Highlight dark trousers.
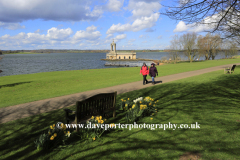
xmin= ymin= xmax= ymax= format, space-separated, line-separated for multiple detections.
xmin=143 ymin=75 xmax=148 ymax=84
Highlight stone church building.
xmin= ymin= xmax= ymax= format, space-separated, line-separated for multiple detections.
xmin=106 ymin=40 xmax=136 ymax=59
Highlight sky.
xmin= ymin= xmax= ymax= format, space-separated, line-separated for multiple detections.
xmin=0 ymin=0 xmax=213 ymax=50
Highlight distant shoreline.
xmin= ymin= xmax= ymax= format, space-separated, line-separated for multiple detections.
xmin=1 ymin=50 xmax=165 ymax=54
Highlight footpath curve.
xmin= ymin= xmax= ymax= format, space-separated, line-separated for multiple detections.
xmin=0 ymin=63 xmax=239 ymax=124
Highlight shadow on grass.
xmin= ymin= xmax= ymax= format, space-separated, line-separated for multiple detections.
xmin=0 ymin=81 xmax=32 ymax=89
xmin=1 ymin=67 xmax=240 ymax=160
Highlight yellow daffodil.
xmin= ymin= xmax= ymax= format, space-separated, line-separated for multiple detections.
xmin=125 ymin=104 xmax=128 ymax=107
xmin=54 ymin=133 xmax=57 ymax=137
xmin=155 ymin=109 xmax=157 ymax=110
xmin=96 ymin=117 xmax=99 ymax=120
xmin=66 ymin=131 xmax=71 ymax=137
xmin=149 ymin=103 xmax=151 ymax=105
xmin=101 ymin=120 xmax=104 ymax=124
xmin=98 ymin=120 xmax=101 ymax=123
xmin=124 ymin=100 xmax=126 ymax=102
xmin=132 ymin=104 xmax=135 ymax=108
xmin=153 ymin=105 xmax=155 ymax=106
xmin=53 ymin=124 xmax=55 ymax=127
xmin=128 ymin=98 xmax=130 ymax=100
xmin=50 ymin=136 xmax=54 ymax=140
xmin=99 ymin=116 xmax=102 ymax=120
xmin=150 ymin=118 xmax=153 ymax=120
xmin=93 ymin=137 xmax=96 ymax=141
xmin=50 ymin=125 xmax=53 ymax=129
xmin=91 ymin=116 xmax=94 ymax=119
xmin=140 ymin=101 xmax=142 ymax=103
xmin=104 ymin=119 xmax=107 ymax=121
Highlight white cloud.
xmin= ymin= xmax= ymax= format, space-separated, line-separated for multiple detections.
xmin=34 ymin=29 xmax=41 ymax=33
xmin=115 ymin=34 xmax=127 ymax=40
xmin=73 ymin=30 xmax=101 ymax=40
xmin=106 ymin=13 xmax=159 ymax=34
xmin=106 ymin=0 xmax=123 ymax=12
xmin=0 ymin=25 xmax=103 ymax=49
xmin=86 ymin=25 xmax=97 ymax=32
xmin=174 ymin=14 xmax=221 ymax=33
xmin=106 ymin=34 xmax=113 ymax=38
xmin=46 ymin=27 xmax=73 ymax=40
xmin=173 ymin=21 xmax=188 ymax=32
xmin=0 ymin=22 xmax=25 ymax=30
xmin=128 ymin=1 xmax=161 ymax=18
xmin=73 ymin=25 xmax=101 ymax=40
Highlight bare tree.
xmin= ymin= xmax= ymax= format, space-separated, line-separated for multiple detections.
xmin=197 ymin=33 xmax=222 ymax=60
xmin=180 ymin=32 xmax=198 ymax=63
xmin=222 ymin=40 xmax=239 ymax=58
xmin=169 ymin=34 xmax=182 ymax=64
xmin=161 ymin=0 xmax=240 ymax=42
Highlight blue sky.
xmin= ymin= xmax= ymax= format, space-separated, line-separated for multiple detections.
xmin=0 ymin=0 xmax=212 ymax=50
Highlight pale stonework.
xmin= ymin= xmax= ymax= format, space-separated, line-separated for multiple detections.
xmin=106 ymin=40 xmax=136 ymax=59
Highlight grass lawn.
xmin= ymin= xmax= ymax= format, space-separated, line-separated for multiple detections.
xmin=0 ymin=57 xmax=240 ymax=108
xmin=0 ymin=66 xmax=240 ymax=160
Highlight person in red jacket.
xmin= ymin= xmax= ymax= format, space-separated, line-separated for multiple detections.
xmin=140 ymin=62 xmax=149 ymax=85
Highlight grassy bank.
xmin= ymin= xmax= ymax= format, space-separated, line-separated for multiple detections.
xmin=0 ymin=57 xmax=240 ymax=108
xmin=0 ymin=66 xmax=240 ymax=159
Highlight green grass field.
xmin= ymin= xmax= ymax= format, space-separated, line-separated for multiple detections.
xmin=0 ymin=66 xmax=240 ymax=160
xmin=0 ymin=57 xmax=240 ymax=108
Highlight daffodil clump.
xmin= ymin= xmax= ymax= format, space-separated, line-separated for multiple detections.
xmin=119 ymin=98 xmax=131 ymax=111
xmin=125 ymin=96 xmax=159 ymax=123
xmin=81 ymin=115 xmax=108 ymax=142
xmin=34 ymin=123 xmax=71 ymax=151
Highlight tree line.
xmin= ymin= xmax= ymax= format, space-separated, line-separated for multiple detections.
xmin=167 ymin=32 xmax=238 ymax=64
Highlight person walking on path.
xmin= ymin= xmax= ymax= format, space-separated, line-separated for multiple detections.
xmin=149 ymin=63 xmax=158 ymax=85
xmin=140 ymin=62 xmax=149 ymax=85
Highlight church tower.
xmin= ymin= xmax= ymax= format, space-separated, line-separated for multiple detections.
xmin=110 ymin=39 xmax=116 ymax=53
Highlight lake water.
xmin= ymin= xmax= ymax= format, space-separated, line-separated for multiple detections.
xmin=0 ymin=52 xmax=238 ymax=77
